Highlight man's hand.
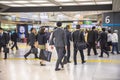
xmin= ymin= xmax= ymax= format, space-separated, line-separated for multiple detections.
xmin=51 ymin=45 xmax=54 ymax=49
xmin=65 ymin=46 xmax=67 ymax=51
xmin=95 ymin=41 xmax=97 ymax=45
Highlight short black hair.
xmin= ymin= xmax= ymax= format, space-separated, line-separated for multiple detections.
xmin=108 ymin=29 xmax=111 ymax=33
xmin=92 ymin=26 xmax=96 ymax=30
xmin=54 ymin=27 xmax=57 ymax=30
xmin=66 ymin=25 xmax=70 ymax=29
xmin=76 ymin=25 xmax=80 ymax=29
xmin=40 ymin=27 xmax=45 ymax=33
xmin=30 ymin=28 xmax=35 ymax=32
xmin=0 ymin=27 xmax=3 ymax=30
xmin=56 ymin=21 xmax=62 ymax=27
xmin=102 ymin=28 xmax=106 ymax=32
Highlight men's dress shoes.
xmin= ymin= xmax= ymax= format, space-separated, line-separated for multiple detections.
xmin=117 ymin=53 xmax=120 ymax=54
xmin=68 ymin=61 xmax=71 ymax=63
xmin=61 ymin=64 xmax=64 ymax=68
xmin=24 ymin=55 xmax=27 ymax=60
xmin=87 ymin=54 xmax=91 ymax=56
xmin=82 ymin=61 xmax=86 ymax=64
xmin=107 ymin=54 xmax=109 ymax=58
xmin=74 ymin=63 xmax=77 ymax=65
xmin=40 ymin=64 xmax=46 ymax=66
xmin=4 ymin=58 xmax=7 ymax=60
xmin=55 ymin=68 xmax=61 ymax=71
xmin=95 ymin=53 xmax=98 ymax=55
xmin=99 ymin=56 xmax=103 ymax=58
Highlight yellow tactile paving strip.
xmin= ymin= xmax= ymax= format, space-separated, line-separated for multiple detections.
xmin=0 ymin=58 xmax=120 ymax=64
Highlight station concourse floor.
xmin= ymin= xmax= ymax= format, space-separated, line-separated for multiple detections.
xmin=0 ymin=43 xmax=120 ymax=80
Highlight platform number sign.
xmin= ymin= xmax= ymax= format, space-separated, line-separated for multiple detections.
xmin=103 ymin=13 xmax=114 ymax=26
xmin=105 ymin=16 xmax=110 ymax=24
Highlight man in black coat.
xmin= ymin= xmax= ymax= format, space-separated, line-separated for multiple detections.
xmin=24 ymin=28 xmax=38 ymax=59
xmin=65 ymin=25 xmax=72 ymax=63
xmin=0 ymin=28 xmax=9 ymax=59
xmin=11 ymin=30 xmax=19 ymax=50
xmin=87 ymin=26 xmax=98 ymax=56
xmin=97 ymin=28 xmax=109 ymax=57
xmin=72 ymin=25 xmax=86 ymax=65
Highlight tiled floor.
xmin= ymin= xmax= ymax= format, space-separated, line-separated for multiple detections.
xmin=0 ymin=43 xmax=120 ymax=80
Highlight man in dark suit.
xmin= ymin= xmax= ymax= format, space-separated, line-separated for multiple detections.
xmin=11 ymin=30 xmax=19 ymax=50
xmin=0 ymin=28 xmax=9 ymax=59
xmin=97 ymin=28 xmax=109 ymax=57
xmin=65 ymin=25 xmax=72 ymax=63
xmin=87 ymin=26 xmax=98 ymax=56
xmin=50 ymin=22 xmax=67 ymax=71
xmin=72 ymin=25 xmax=86 ymax=65
xmin=24 ymin=28 xmax=38 ymax=59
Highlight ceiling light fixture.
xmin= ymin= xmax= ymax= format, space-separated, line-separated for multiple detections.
xmin=0 ymin=1 xmax=12 ymax=3
xmin=12 ymin=1 xmax=29 ymax=3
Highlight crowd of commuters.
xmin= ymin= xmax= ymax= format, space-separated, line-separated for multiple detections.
xmin=0 ymin=21 xmax=119 ymax=71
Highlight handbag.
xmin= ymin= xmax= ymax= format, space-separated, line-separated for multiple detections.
xmin=105 ymin=46 xmax=110 ymax=51
xmin=39 ymin=49 xmax=52 ymax=62
xmin=31 ymin=48 xmax=38 ymax=54
xmin=3 ymin=47 xmax=9 ymax=53
xmin=76 ymin=31 xmax=87 ymax=50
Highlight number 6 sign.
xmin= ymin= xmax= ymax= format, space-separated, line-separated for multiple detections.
xmin=105 ymin=16 xmax=110 ymax=24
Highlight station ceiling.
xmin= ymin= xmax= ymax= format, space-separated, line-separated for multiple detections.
xmin=0 ymin=0 xmax=114 ymax=21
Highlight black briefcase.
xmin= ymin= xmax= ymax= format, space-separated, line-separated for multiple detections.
xmin=105 ymin=46 xmax=110 ymax=51
xmin=31 ymin=48 xmax=38 ymax=54
xmin=39 ymin=50 xmax=52 ymax=62
xmin=4 ymin=47 xmax=9 ymax=53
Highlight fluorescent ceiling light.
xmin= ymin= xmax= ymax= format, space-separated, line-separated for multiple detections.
xmin=8 ymin=4 xmax=24 ymax=7
xmin=75 ymin=0 xmax=92 ymax=1
xmin=79 ymin=2 xmax=95 ymax=5
xmin=96 ymin=1 xmax=112 ymax=4
xmin=55 ymin=0 xmax=73 ymax=2
xmin=61 ymin=3 xmax=77 ymax=5
xmin=30 ymin=1 xmax=48 ymax=3
xmin=12 ymin=1 xmax=29 ymax=3
xmin=24 ymin=4 xmax=40 ymax=7
xmin=39 ymin=4 xmax=56 ymax=6
xmin=0 ymin=1 xmax=12 ymax=3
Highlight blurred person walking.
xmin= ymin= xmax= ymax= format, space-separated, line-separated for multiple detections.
xmin=24 ymin=28 xmax=38 ymax=59
xmin=50 ymin=22 xmax=67 ymax=71
xmin=97 ymin=28 xmax=109 ymax=57
xmin=65 ymin=25 xmax=72 ymax=63
xmin=72 ymin=25 xmax=86 ymax=65
xmin=87 ymin=26 xmax=98 ymax=56
xmin=37 ymin=27 xmax=48 ymax=66
xmin=0 ymin=28 xmax=9 ymax=59
xmin=107 ymin=30 xmax=112 ymax=53
xmin=111 ymin=30 xmax=120 ymax=54
xmin=11 ymin=29 xmax=19 ymax=50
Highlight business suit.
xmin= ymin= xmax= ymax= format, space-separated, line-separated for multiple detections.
xmin=24 ymin=33 xmax=38 ymax=59
xmin=87 ymin=30 xmax=98 ymax=56
xmin=11 ymin=32 xmax=18 ymax=50
xmin=0 ymin=32 xmax=9 ymax=59
xmin=72 ymin=30 xmax=85 ymax=65
xmin=97 ymin=31 xmax=109 ymax=57
xmin=65 ymin=29 xmax=71 ymax=62
xmin=50 ymin=28 xmax=67 ymax=70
